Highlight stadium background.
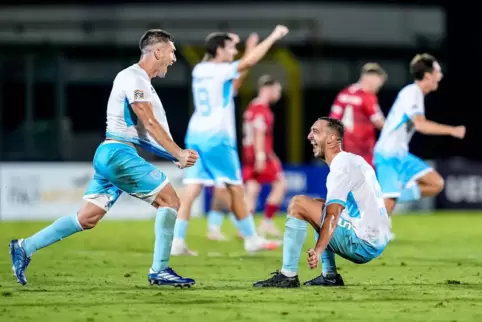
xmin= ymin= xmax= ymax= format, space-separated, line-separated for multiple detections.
xmin=0 ymin=1 xmax=479 ymax=221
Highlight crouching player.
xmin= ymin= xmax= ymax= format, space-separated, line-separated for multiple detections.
xmin=253 ymin=117 xmax=391 ymax=288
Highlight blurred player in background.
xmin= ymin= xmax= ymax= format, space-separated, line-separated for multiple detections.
xmin=329 ymin=63 xmax=386 ymax=167
xmin=253 ymin=117 xmax=390 ymax=288
xmin=10 ymin=30 xmax=199 ymax=287
xmin=206 ymin=75 xmax=286 ymax=239
xmin=374 ymin=54 xmax=465 ymax=216
xmin=172 ymin=26 xmax=289 ymax=256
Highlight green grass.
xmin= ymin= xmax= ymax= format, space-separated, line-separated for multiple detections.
xmin=1 ymin=213 xmax=482 ymax=322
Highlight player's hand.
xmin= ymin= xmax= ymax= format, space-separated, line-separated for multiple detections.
xmin=245 ymin=33 xmax=259 ymax=51
xmin=451 ymin=126 xmax=466 ymax=139
xmin=254 ymin=158 xmax=266 ymax=173
xmin=271 ymin=25 xmax=289 ymax=40
xmin=307 ymin=248 xmax=319 ymax=269
xmin=177 ymin=149 xmax=199 ymax=169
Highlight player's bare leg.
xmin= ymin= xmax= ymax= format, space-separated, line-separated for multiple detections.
xmin=226 ymin=183 xmax=281 ymax=252
xmin=149 ymin=183 xmax=195 ymax=287
xmin=258 ymin=176 xmax=287 ymax=238
xmin=206 ymin=187 xmax=232 ymax=241
xmin=171 ymin=183 xmax=203 ymax=256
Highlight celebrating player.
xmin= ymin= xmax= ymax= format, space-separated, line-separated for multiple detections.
xmin=253 ymin=117 xmax=391 ymax=288
xmin=205 ymin=75 xmax=286 ymax=239
xmin=172 ymin=26 xmax=289 ymax=255
xmin=9 ymin=30 xmax=199 ymax=287
xmin=374 ymin=54 xmax=465 ymax=215
xmin=329 ymin=63 xmax=386 ymax=167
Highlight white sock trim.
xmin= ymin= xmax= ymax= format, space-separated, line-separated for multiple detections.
xmin=280 ymin=268 xmax=297 ymax=278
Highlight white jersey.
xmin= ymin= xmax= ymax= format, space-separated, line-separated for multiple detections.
xmin=105 ymin=64 xmax=175 ymax=160
xmin=374 ymin=83 xmax=425 ymax=157
xmin=326 ymin=151 xmax=391 ymax=247
xmin=185 ymin=61 xmax=240 ymax=148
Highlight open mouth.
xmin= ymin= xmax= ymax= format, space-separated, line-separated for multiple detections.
xmin=311 ymin=141 xmax=318 ymax=153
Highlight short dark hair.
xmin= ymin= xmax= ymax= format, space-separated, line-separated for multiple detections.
xmin=410 ymin=53 xmax=437 ymax=80
xmin=139 ymin=29 xmax=174 ymax=53
xmin=318 ymin=116 xmax=344 ymax=141
xmin=258 ymin=75 xmax=279 ymax=89
xmin=361 ymin=63 xmax=387 ymax=79
xmin=204 ymin=32 xmax=232 ymax=59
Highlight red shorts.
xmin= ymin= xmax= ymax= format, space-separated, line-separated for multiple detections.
xmin=344 ymin=144 xmax=374 ymax=168
xmin=242 ymin=158 xmax=283 ymax=184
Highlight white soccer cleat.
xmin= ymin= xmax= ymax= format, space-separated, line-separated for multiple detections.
xmin=244 ymin=236 xmax=282 ymax=253
xmin=170 ymin=238 xmax=198 ymax=256
xmin=258 ymin=219 xmax=282 ymax=238
xmin=207 ymin=228 xmax=229 ymax=241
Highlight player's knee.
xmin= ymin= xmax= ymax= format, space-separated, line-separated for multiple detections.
xmin=77 ymin=206 xmax=104 ymax=230
xmin=163 ymin=194 xmax=181 ymax=211
xmin=432 ymin=172 xmax=445 ymax=194
xmin=288 ymin=195 xmax=306 ymax=218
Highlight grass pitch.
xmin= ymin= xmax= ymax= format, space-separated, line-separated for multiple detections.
xmin=1 ymin=212 xmax=482 ymax=322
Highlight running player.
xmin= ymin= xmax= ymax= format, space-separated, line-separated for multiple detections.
xmin=374 ymin=54 xmax=465 ymax=215
xmin=253 ymin=117 xmax=391 ymax=288
xmin=329 ymin=63 xmax=386 ymax=167
xmin=172 ymin=26 xmax=289 ymax=255
xmin=9 ymin=30 xmax=199 ymax=287
xmin=205 ymin=75 xmax=286 ymax=239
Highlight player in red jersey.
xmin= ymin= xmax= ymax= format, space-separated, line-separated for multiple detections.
xmin=329 ymin=63 xmax=387 ymax=167
xmin=242 ymin=75 xmax=286 ymax=237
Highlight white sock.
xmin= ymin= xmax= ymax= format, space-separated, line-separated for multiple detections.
xmin=280 ymin=268 xmax=297 ymax=277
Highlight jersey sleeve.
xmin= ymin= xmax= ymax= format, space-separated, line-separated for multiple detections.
xmin=325 ymin=165 xmax=351 ymax=208
xmin=363 ymin=94 xmax=384 ymax=123
xmin=404 ymin=88 xmax=425 ymax=119
xmin=123 ymin=73 xmax=152 ymax=104
xmin=251 ymin=106 xmax=267 ymax=132
xmin=217 ymin=61 xmax=240 ymax=81
xmin=329 ymin=95 xmax=344 ymax=120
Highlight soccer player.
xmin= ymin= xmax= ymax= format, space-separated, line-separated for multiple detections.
xmin=242 ymin=75 xmax=286 ymax=237
xmin=205 ymin=75 xmax=286 ymax=239
xmin=329 ymin=63 xmax=387 ymax=167
xmin=172 ymin=25 xmax=289 ymax=255
xmin=253 ymin=117 xmax=391 ymax=288
xmin=374 ymin=54 xmax=465 ymax=215
xmin=9 ymin=29 xmax=199 ymax=287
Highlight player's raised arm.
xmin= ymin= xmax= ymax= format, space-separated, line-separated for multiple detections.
xmin=412 ymin=115 xmax=465 ymax=139
xmin=364 ymin=96 xmax=385 ymax=130
xmin=237 ymin=25 xmax=289 ymax=72
xmin=233 ymin=33 xmax=259 ymax=91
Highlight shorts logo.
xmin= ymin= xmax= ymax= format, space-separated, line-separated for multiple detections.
xmin=134 ymin=89 xmax=144 ymax=100
xmin=150 ymin=169 xmax=162 ymax=179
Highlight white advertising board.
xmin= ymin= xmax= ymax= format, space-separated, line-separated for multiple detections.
xmin=0 ymin=162 xmax=204 ymax=221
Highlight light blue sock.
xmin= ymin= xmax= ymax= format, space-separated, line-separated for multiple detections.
xmin=314 ymin=230 xmax=337 ymax=275
xmin=173 ymin=218 xmax=188 ymax=239
xmin=281 ymin=215 xmax=308 ymax=275
xmin=207 ymin=210 xmax=225 ymax=229
xmin=398 ymin=184 xmax=422 ymax=203
xmin=152 ymin=207 xmax=177 ymax=272
xmin=228 ymin=213 xmax=239 ymax=230
xmin=236 ymin=215 xmax=256 ymax=238
xmin=22 ymin=213 xmax=83 ymax=257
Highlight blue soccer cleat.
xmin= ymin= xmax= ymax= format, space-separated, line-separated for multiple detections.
xmin=148 ymin=267 xmax=195 ymax=288
xmin=9 ymin=239 xmax=31 ymax=285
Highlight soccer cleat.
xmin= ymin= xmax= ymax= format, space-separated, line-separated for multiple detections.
xmin=303 ymin=273 xmax=345 ymax=286
xmin=170 ymin=239 xmax=198 ymax=256
xmin=253 ymin=271 xmax=300 ymax=288
xmin=9 ymin=239 xmax=31 ymax=285
xmin=244 ymin=236 xmax=282 ymax=253
xmin=148 ymin=267 xmax=195 ymax=287
xmin=207 ymin=229 xmax=229 ymax=241
xmin=258 ymin=219 xmax=282 ymax=238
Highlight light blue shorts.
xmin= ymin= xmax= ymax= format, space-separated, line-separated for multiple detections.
xmin=83 ymin=142 xmax=168 ymax=211
xmin=183 ymin=142 xmax=242 ymax=186
xmin=374 ymin=152 xmax=433 ymax=198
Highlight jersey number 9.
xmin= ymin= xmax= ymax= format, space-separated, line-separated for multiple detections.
xmin=194 ymin=87 xmax=211 ymax=116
